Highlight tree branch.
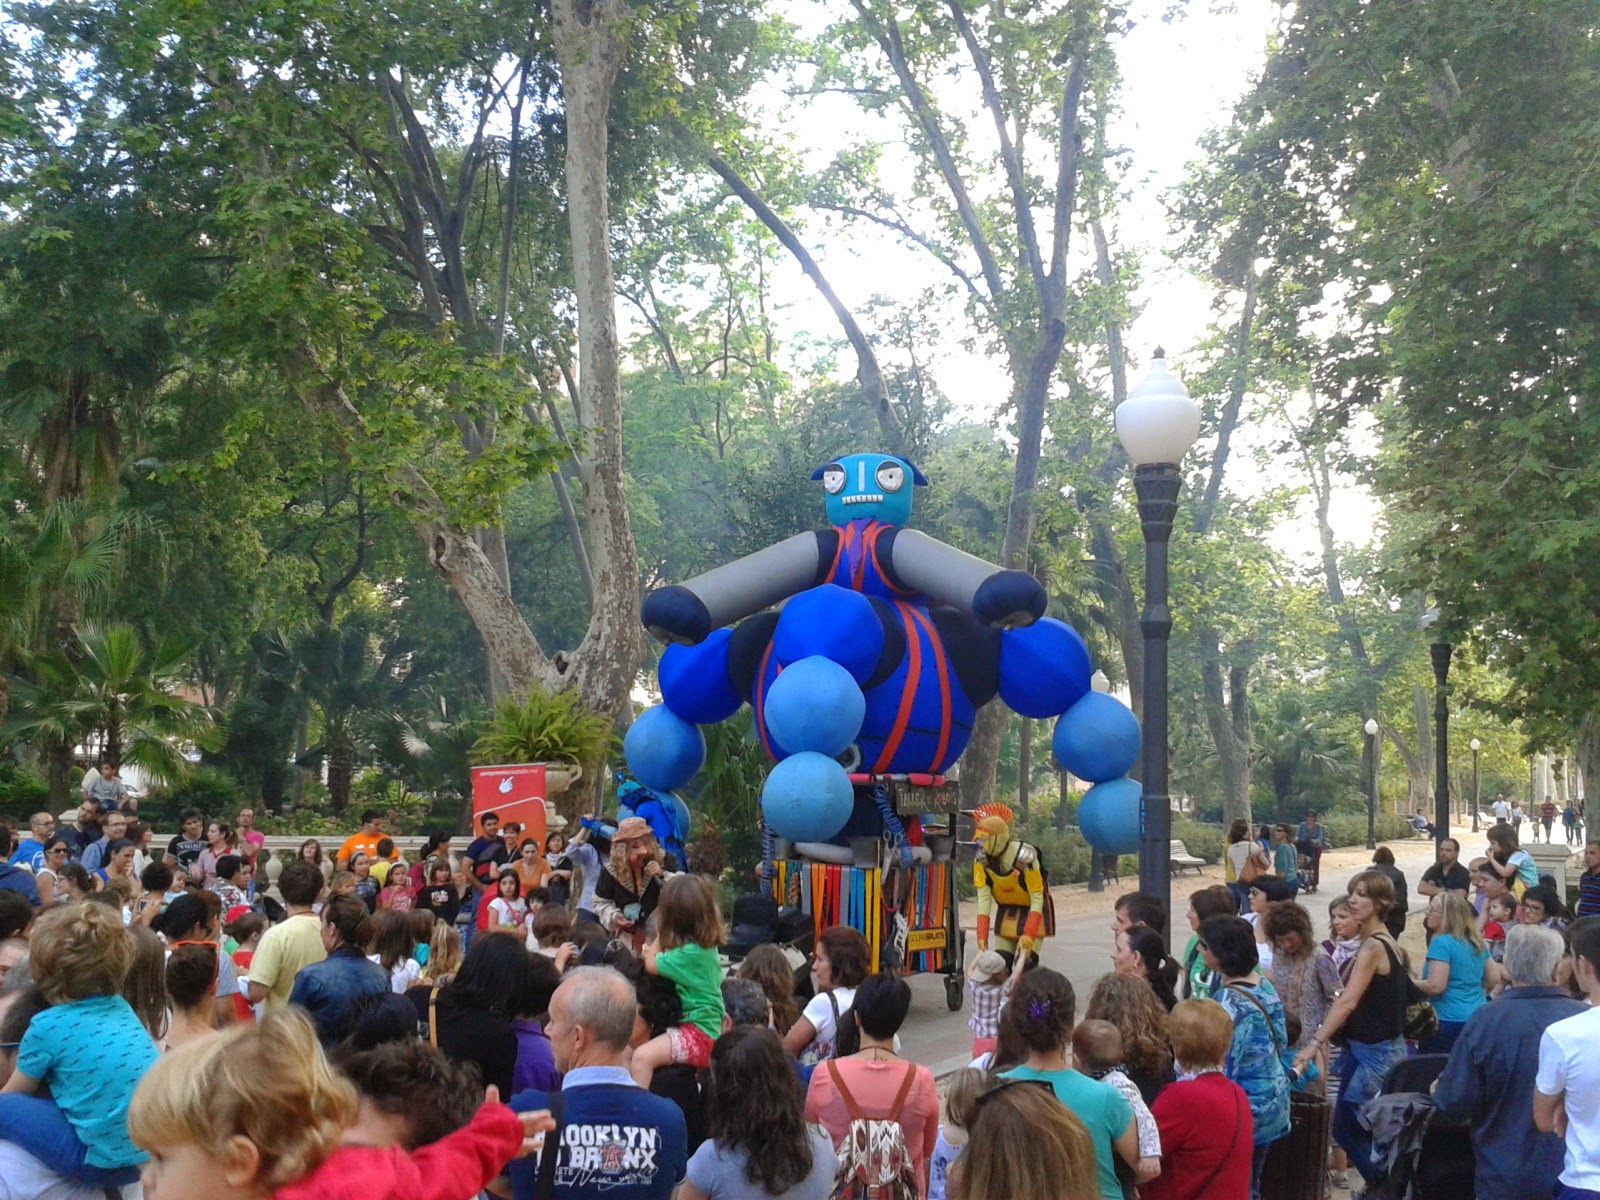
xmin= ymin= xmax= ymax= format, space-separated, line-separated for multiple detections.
xmin=707 ymin=151 xmax=902 ymax=448
xmin=815 ymin=202 xmax=991 ymax=311
xmin=946 ymin=1 xmax=1045 ymax=300
xmin=850 ymin=0 xmax=1006 ymax=300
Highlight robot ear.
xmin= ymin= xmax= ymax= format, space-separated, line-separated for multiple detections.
xmin=900 ymin=458 xmax=929 ymax=486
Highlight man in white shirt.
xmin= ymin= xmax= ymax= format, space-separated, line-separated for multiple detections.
xmin=1493 ymin=794 xmax=1512 ymax=824
xmin=1535 ymin=919 xmax=1600 ymax=1197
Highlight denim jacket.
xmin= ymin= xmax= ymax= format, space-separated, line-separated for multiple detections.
xmin=287 ymin=944 xmax=389 ymax=1044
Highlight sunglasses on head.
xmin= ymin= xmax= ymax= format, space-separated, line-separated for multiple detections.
xmin=973 ymin=1076 xmax=1057 ymax=1115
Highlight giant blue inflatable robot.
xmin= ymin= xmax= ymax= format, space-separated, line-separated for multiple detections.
xmin=622 ymin=452 xmax=1143 ymax=858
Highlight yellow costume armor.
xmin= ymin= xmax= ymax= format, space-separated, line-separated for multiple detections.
xmin=972 ymin=802 xmax=1053 ymax=961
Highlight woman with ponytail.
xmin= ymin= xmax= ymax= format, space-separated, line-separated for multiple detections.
xmin=1113 ymin=925 xmax=1181 ymax=1012
xmin=995 ymin=968 xmax=1140 ymax=1200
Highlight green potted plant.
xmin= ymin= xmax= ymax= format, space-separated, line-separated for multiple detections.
xmin=469 ymin=686 xmax=615 ymax=797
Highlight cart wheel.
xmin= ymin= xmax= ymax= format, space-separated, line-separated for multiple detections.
xmin=945 ymin=973 xmax=964 ymax=1012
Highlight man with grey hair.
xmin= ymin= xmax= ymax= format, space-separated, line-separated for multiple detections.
xmin=1434 ymin=923 xmax=1583 ymax=1199
xmin=506 ymin=966 xmax=688 ymax=1200
xmin=719 ymin=977 xmax=770 ymax=1032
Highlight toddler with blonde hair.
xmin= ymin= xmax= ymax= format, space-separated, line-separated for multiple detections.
xmin=128 ymin=1007 xmax=553 ymax=1200
xmin=0 ymin=902 xmax=158 ymax=1186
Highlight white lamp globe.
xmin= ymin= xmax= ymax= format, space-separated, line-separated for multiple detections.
xmin=1090 ymin=669 xmax=1111 ymax=694
xmin=1364 ymin=718 xmax=1380 ymax=737
xmin=1115 ymin=349 xmax=1202 ymax=467
xmin=1470 ymin=737 xmax=1481 ymax=751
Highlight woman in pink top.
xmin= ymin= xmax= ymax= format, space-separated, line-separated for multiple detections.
xmin=804 ymin=971 xmax=940 ymax=1197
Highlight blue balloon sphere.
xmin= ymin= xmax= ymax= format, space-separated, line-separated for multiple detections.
xmin=763 ymin=655 xmax=866 ymax=757
xmin=659 ymin=628 xmax=742 ymax=725
xmin=771 ymin=585 xmax=884 ymax=683
xmin=997 ymin=617 xmax=1093 ymax=718
xmin=623 ymin=705 xmax=705 ymax=792
xmin=1052 ymin=692 xmax=1141 ymax=783
xmin=760 ymin=752 xmax=855 ymax=842
xmin=1078 ymin=777 xmax=1143 ymax=856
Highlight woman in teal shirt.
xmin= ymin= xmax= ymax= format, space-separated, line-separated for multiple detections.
xmin=1418 ymin=892 xmax=1490 ymax=1054
xmin=997 ymin=967 xmax=1140 ymax=1200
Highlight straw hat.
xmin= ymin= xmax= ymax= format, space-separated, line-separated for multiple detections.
xmin=613 ymin=816 xmax=654 ymax=842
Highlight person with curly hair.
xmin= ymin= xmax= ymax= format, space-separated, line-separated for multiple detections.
xmin=1085 ymin=972 xmax=1174 ymax=1104
xmin=683 ymin=1026 xmax=836 ymax=1198
xmin=737 ymin=943 xmax=800 ymax=1035
xmin=996 ymin=968 xmax=1138 ymax=1200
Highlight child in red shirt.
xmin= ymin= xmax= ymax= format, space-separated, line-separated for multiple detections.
xmin=127 ymin=1008 xmax=552 ymax=1200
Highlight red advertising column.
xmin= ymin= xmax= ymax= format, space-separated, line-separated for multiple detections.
xmin=469 ymin=763 xmax=548 ymax=849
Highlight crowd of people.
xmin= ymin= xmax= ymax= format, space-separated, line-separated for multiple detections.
xmin=8 ymin=766 xmax=1600 ymax=1200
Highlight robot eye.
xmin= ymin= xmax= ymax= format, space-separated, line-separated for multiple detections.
xmin=875 ymin=463 xmax=905 ymax=492
xmin=821 ymin=464 xmax=846 ymax=495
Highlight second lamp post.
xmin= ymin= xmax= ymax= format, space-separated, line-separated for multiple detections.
xmin=1116 ymin=350 xmax=1200 ymax=943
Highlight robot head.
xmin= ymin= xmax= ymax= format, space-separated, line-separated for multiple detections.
xmin=811 ymin=453 xmax=928 ymax=527
xmin=972 ymin=802 xmax=1016 ymax=858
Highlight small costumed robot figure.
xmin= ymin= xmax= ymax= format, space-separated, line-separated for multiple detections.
xmin=973 ymin=802 xmax=1053 ymax=966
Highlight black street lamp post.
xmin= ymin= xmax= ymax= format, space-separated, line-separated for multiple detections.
xmin=1364 ymin=718 xmax=1379 ymax=850
xmin=1470 ymin=737 xmax=1481 ymax=833
xmin=1116 ymin=351 xmax=1200 ymax=944
xmin=1432 ymin=640 xmax=1453 ymax=848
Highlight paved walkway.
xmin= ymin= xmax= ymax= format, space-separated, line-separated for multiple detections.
xmin=894 ymin=839 xmax=1443 ymax=1077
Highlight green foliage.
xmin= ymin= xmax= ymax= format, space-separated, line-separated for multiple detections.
xmin=0 ymin=760 xmax=49 ymax=814
xmin=471 ymin=687 xmax=615 ymax=768
xmin=142 ymin=765 xmax=246 ymax=830
xmin=688 ymin=709 xmax=768 ymax=880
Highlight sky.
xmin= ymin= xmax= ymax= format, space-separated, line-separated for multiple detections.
xmin=737 ymin=0 xmax=1383 ymax=564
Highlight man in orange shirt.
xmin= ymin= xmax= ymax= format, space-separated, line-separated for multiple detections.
xmin=336 ymin=809 xmax=397 ymax=871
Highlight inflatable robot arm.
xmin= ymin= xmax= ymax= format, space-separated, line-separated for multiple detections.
xmin=643 ymin=532 xmax=824 ymax=645
xmin=886 ymin=528 xmax=1046 ymax=629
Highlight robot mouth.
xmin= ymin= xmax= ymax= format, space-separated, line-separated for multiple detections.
xmin=842 ymin=493 xmax=885 ymax=505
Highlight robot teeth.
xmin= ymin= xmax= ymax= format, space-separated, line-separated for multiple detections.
xmin=842 ymin=493 xmax=884 ymax=504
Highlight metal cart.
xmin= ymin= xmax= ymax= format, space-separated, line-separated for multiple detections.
xmin=768 ymin=773 xmax=967 ymax=1011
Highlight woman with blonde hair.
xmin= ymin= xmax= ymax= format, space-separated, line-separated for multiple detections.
xmin=1416 ymin=890 xmax=1490 ymax=1053
xmin=947 ymin=1078 xmax=1098 ymax=1200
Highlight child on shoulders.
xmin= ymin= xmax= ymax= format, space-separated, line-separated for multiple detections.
xmin=1072 ymin=1019 xmax=1162 ymax=1195
xmin=630 ymin=874 xmax=726 ymax=1088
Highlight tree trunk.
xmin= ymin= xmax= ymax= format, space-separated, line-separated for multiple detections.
xmin=552 ymin=0 xmax=645 ymax=722
xmin=1018 ymin=717 xmax=1031 ymax=820
xmin=47 ymin=742 xmax=73 ymax=807
xmin=1199 ymin=628 xmax=1252 ymax=830
xmin=328 ymin=734 xmax=352 ymax=815
xmin=1410 ymin=683 xmax=1433 ymax=810
xmin=1576 ymin=712 xmax=1599 ymax=814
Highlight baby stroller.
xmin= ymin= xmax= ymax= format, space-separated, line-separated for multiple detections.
xmin=1360 ymin=1054 xmax=1474 ymax=1200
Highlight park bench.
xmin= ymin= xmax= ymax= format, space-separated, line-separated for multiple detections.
xmin=1169 ymin=839 xmax=1207 ymax=874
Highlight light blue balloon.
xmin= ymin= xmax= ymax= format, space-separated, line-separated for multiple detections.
xmin=760 ymin=752 xmax=855 ymax=842
xmin=763 ymin=655 xmax=867 ymax=757
xmin=623 ymin=704 xmax=705 ymax=792
xmin=1078 ymin=777 xmax=1143 ymax=856
xmin=1053 ymin=692 xmax=1142 ymax=783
